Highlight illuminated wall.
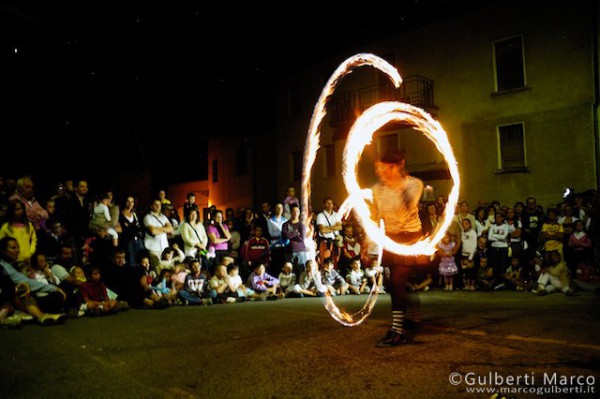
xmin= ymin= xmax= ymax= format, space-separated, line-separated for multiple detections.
xmin=207 ymin=137 xmax=254 ymax=213
xmin=205 ymin=131 xmax=279 ymax=213
xmin=167 ymin=180 xmax=209 ymax=221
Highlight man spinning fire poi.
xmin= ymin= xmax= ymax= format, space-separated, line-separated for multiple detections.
xmin=371 ymin=148 xmax=424 ymax=347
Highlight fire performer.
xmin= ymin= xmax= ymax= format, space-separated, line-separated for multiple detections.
xmin=371 ymin=148 xmax=424 ymax=347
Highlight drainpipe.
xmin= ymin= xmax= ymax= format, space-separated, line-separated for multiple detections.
xmin=593 ymin=0 xmax=600 ymax=189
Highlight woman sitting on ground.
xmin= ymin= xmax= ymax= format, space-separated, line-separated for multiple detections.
xmin=0 ymin=237 xmax=66 ymax=326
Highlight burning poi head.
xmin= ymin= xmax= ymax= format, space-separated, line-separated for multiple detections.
xmin=302 ymin=53 xmax=460 ymax=326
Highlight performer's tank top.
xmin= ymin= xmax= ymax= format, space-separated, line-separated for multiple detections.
xmin=372 ymin=176 xmax=423 ymax=235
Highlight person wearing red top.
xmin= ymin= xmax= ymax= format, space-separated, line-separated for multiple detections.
xmin=241 ymin=225 xmax=270 ymax=271
xmin=337 ymin=224 xmax=361 ymax=277
xmin=80 ymin=267 xmax=118 ymax=316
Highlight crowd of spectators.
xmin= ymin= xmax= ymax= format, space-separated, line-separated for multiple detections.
xmin=1 ymin=175 xmax=598 ymax=329
xmin=420 ymin=194 xmax=600 ymax=296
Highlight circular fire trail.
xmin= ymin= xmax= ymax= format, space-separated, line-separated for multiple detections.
xmin=301 ymin=53 xmax=459 ymax=326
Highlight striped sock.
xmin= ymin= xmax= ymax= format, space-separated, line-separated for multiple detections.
xmin=392 ymin=310 xmax=405 ymax=333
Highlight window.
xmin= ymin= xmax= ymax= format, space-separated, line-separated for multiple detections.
xmin=494 ymin=36 xmax=525 ymax=92
xmin=212 ymin=159 xmax=218 ymax=183
xmin=291 ymin=151 xmax=303 ymax=182
xmin=325 ymin=144 xmax=336 ymax=178
xmin=498 ymin=123 xmax=526 ymax=171
xmin=235 ymin=146 xmax=247 ymax=176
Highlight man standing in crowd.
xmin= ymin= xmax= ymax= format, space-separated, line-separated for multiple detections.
xmin=316 ymin=197 xmax=343 ymax=266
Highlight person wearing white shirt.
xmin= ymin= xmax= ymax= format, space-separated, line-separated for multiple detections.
xmin=316 ymin=197 xmax=342 ymax=265
xmin=143 ymin=200 xmax=173 ymax=262
xmin=180 ymin=208 xmax=208 ymax=258
xmin=487 ymin=213 xmax=510 ymax=286
xmin=460 ymin=219 xmax=478 ymax=291
xmin=267 ymin=203 xmax=287 ymax=247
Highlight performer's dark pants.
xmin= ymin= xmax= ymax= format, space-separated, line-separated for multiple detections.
xmin=382 ymin=231 xmax=423 ymax=312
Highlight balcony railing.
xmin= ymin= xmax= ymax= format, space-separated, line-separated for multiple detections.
xmin=328 ymin=75 xmax=437 ymax=136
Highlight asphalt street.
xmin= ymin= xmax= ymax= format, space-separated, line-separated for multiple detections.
xmin=1 ymin=290 xmax=599 ymax=399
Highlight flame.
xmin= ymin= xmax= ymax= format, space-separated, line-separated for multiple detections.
xmin=342 ymin=101 xmax=460 ymax=256
xmin=318 ymin=219 xmax=386 ymax=327
xmin=301 ymin=53 xmax=401 ymax=223
xmin=301 ymin=53 xmax=459 ymax=327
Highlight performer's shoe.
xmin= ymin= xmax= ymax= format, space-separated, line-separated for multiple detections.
xmin=376 ymin=330 xmax=408 ymax=347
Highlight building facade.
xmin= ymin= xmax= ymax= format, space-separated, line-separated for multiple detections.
xmin=273 ymin=0 xmax=600 ymax=210
xmin=208 ymin=1 xmax=600 ymax=213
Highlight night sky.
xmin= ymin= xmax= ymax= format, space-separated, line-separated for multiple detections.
xmin=1 ymin=0 xmax=466 ymax=196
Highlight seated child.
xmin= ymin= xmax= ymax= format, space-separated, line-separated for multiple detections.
xmin=139 ymin=254 xmax=158 ymax=287
xmin=138 ymin=254 xmax=167 ymax=307
xmin=345 ymin=258 xmax=369 ymax=294
xmin=152 ymin=268 xmax=177 ymax=305
xmin=291 ymin=259 xmax=323 ymax=297
xmin=277 ymin=262 xmax=296 ymax=296
xmin=80 ymin=266 xmax=120 ymax=316
xmin=322 ymin=257 xmax=348 ymax=296
xmin=407 ymin=268 xmax=433 ymax=292
xmin=248 ymin=263 xmax=279 ymax=300
xmin=503 ymin=256 xmax=524 ymax=291
xmin=70 ymin=266 xmax=87 ymax=284
xmin=209 ymin=264 xmax=238 ymax=304
xmin=178 ymin=259 xmax=214 ymax=305
xmin=68 ymin=265 xmax=91 ymax=314
xmin=171 ymin=261 xmax=189 ymax=294
xmin=31 ymin=252 xmax=60 ymax=286
xmin=227 ymin=263 xmax=254 ymax=301
xmin=474 ymin=236 xmax=493 ymax=291
xmin=364 ymin=258 xmax=386 ymax=294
